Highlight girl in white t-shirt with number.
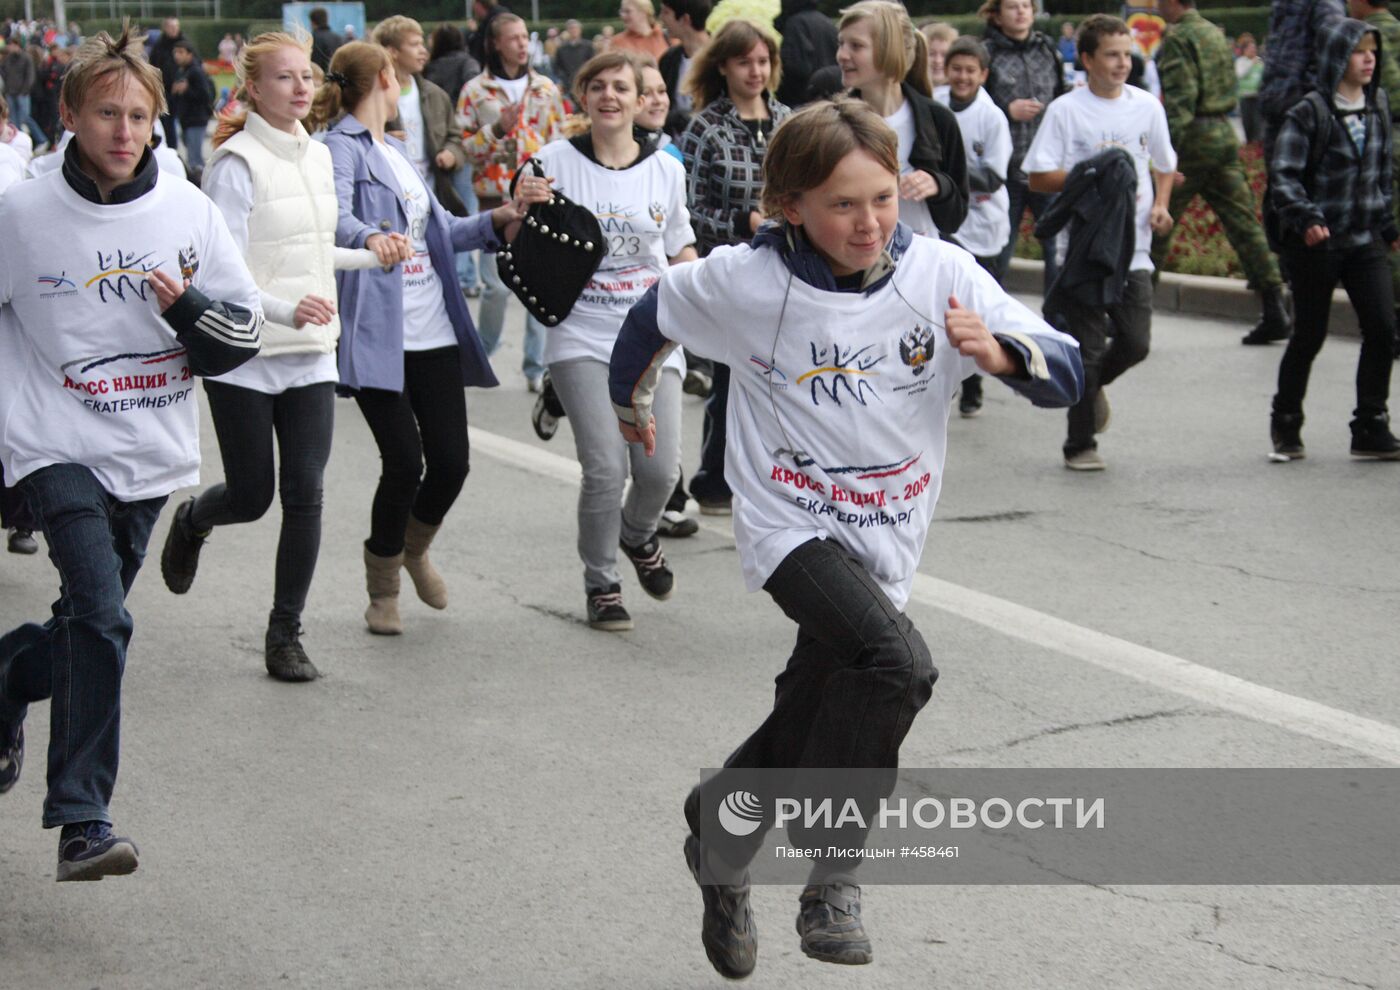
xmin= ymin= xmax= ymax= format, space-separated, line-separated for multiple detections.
xmin=527 ymin=51 xmax=697 ymax=631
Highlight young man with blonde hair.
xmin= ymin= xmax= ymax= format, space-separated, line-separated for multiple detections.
xmin=0 ymin=26 xmax=262 ymax=881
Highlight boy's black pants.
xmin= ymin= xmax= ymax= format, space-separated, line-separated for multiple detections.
xmin=1275 ymin=240 xmax=1396 ymax=420
xmin=697 ymin=537 xmax=938 ymax=879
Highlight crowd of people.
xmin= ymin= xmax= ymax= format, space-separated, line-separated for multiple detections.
xmin=0 ymin=0 xmax=1396 ymax=980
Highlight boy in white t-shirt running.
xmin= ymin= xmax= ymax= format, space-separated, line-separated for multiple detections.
xmin=936 ymin=35 xmax=1014 ymax=417
xmin=610 ymin=98 xmax=1081 ymax=978
xmin=0 ymin=28 xmax=263 ymax=882
xmin=1023 ymin=14 xmax=1177 ymax=471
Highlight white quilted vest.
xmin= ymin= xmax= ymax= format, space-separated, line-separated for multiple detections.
xmin=207 ymin=112 xmax=340 ymax=356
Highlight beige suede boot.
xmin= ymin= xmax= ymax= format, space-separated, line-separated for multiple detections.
xmin=364 ymin=546 xmax=404 ymax=635
xmin=402 ymin=515 xmax=447 ymax=609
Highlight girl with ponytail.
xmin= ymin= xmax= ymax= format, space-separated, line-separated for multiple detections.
xmin=836 ymin=0 xmax=969 ymax=238
xmin=320 ymin=41 xmax=548 ymax=637
xmin=161 ymin=32 xmax=380 ymax=682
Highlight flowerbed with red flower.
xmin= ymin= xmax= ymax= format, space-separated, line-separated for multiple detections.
xmin=1015 ymin=142 xmax=1267 ymax=280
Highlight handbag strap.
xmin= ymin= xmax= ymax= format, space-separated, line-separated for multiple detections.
xmin=507 ymin=156 xmax=546 ymax=200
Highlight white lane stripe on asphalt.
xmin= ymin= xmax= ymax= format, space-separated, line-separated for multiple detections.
xmin=470 ymin=426 xmax=1400 ymax=766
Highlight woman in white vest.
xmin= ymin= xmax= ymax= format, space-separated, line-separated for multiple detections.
xmin=157 ymin=32 xmax=387 ymax=682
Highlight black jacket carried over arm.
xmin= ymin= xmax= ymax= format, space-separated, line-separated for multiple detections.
xmin=1035 ymin=147 xmax=1137 ymax=310
xmin=776 ymin=1 xmax=839 ymax=108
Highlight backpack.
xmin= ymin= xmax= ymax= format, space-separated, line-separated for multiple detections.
xmin=1264 ymin=91 xmax=1335 ymax=249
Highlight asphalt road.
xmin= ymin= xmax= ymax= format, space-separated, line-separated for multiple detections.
xmin=1 ymin=293 xmax=1397 ymax=989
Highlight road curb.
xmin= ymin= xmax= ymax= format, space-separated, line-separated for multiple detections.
xmin=1005 ymin=258 xmax=1362 ymax=339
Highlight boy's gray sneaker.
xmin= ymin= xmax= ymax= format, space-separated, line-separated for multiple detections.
xmin=684 ymin=834 xmax=758 ymax=979
xmin=56 ymin=821 xmax=139 ymax=882
xmin=796 ymin=881 xmax=873 ymax=965
xmin=1064 ymin=448 xmax=1106 ymax=472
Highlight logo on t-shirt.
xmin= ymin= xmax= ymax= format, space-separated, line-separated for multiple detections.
xmin=798 ymin=341 xmax=885 ymax=407
xmin=179 ymin=243 xmax=200 ymax=282
xmin=649 ymin=200 xmax=667 ymax=226
xmin=86 ymin=248 xmax=163 ymax=303
xmin=898 ymin=324 xmax=935 ymax=377
xmin=36 ymin=272 xmax=78 ymax=299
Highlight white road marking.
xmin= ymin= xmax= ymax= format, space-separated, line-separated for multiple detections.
xmin=470 ymin=426 xmax=1400 ymax=765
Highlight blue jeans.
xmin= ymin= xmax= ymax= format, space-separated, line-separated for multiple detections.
xmin=182 ymin=121 xmax=207 ymax=171
xmin=477 ymin=259 xmax=546 ymax=381
xmin=0 ymin=464 xmax=166 ymax=827
xmin=453 ymin=167 xmax=480 ymax=290
xmin=9 ymin=93 xmax=44 ymax=146
xmin=997 ymin=178 xmax=1059 ymax=294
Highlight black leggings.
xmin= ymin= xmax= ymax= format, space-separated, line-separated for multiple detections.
xmin=353 ymin=346 xmax=470 ymax=557
xmin=191 ymin=380 xmax=336 ymax=626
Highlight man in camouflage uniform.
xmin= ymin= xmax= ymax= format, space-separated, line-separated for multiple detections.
xmin=1153 ymin=0 xmax=1291 ymax=343
xmin=1350 ymin=0 xmax=1400 ymax=347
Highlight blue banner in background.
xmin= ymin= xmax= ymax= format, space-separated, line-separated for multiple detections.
xmin=283 ymin=2 xmax=367 ymax=43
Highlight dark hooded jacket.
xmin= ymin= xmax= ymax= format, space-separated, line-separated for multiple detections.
xmin=1034 ymin=147 xmax=1138 ymax=310
xmin=775 ymin=0 xmax=839 ymax=108
xmin=1270 ymin=18 xmax=1398 ymax=249
xmin=983 ymin=24 xmax=1068 ymax=183
xmin=1260 ymin=0 xmax=1346 ymax=124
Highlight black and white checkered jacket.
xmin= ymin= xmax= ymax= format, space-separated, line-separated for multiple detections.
xmin=677 ymin=95 xmax=792 ymax=256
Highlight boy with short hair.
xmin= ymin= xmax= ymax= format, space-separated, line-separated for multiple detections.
xmin=0 ymin=26 xmax=262 ymax=881
xmin=1024 ymin=13 xmax=1177 ymax=471
xmin=1269 ymin=19 xmax=1400 ymax=459
xmin=610 ymin=97 xmax=1081 ymax=977
xmin=936 ymin=35 xmax=1014 ymax=416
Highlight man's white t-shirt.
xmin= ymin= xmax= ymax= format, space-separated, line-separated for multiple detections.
xmin=531 ymin=140 xmax=695 ymax=368
xmin=934 ymin=85 xmax=1013 ymax=259
xmin=1022 ymin=84 xmax=1177 ymax=272
xmin=398 ymin=75 xmax=429 ymax=178
xmin=377 ymin=142 xmax=457 ymax=352
xmin=883 ymin=99 xmax=939 ymax=238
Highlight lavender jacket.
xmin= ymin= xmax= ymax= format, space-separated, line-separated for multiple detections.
xmin=324 ymin=114 xmax=500 ymax=392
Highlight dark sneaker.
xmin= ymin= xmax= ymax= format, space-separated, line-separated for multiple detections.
xmin=265 ymin=624 xmax=320 ymax=682
xmin=7 ymin=528 xmax=38 ymax=555
xmin=958 ymin=376 xmax=983 ymax=418
xmin=56 ymin=821 xmax=139 ymax=882
xmin=160 ymin=497 xmax=209 ymax=594
xmin=531 ymin=372 xmax=566 ymax=441
xmin=1350 ymin=415 xmax=1400 ymax=460
xmin=684 ymin=833 xmax=758 ymax=979
xmin=796 ymin=882 xmax=873 ymax=965
xmin=657 ymin=509 xmax=699 ymax=539
xmin=620 ymin=534 xmax=674 ymax=600
xmin=1241 ymin=321 xmax=1291 ymax=345
xmin=1269 ymin=412 xmax=1305 ymax=462
xmin=586 ymin=584 xmax=633 ymax=631
xmin=696 ymin=496 xmax=733 ymax=516
xmin=0 ymin=721 xmax=22 ymax=794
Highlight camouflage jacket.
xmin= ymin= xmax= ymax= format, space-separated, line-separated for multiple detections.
xmin=1366 ymin=9 xmax=1400 ymax=129
xmin=1157 ymin=9 xmax=1238 ymax=145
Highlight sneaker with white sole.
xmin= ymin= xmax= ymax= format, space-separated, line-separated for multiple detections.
xmin=657 ymin=509 xmax=698 ymax=538
xmin=1064 ymin=448 xmax=1106 ymax=471
xmin=56 ymin=821 xmax=139 ymax=882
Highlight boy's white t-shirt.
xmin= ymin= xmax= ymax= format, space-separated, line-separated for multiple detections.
xmin=397 ymin=76 xmax=429 ymax=177
xmin=376 ymin=142 xmax=458 ymax=352
xmin=0 ymin=168 xmax=263 ymax=500
xmin=934 ymin=85 xmax=1013 ymax=259
xmin=883 ymin=99 xmax=939 ymax=238
xmin=531 ymin=140 xmax=695 ymax=368
xmin=656 ymin=234 xmax=1076 ymax=609
xmin=1021 ymin=84 xmax=1177 ymax=271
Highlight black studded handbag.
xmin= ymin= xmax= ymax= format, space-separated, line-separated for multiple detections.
xmin=496 ymin=158 xmax=608 ymax=327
